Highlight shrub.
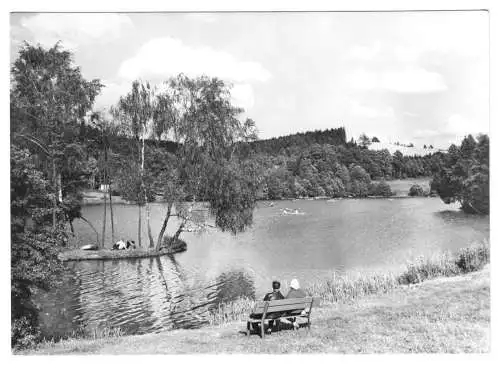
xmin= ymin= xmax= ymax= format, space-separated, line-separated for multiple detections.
xmin=455 ymin=244 xmax=489 ymax=272
xmin=398 ymin=253 xmax=460 ymax=284
xmin=368 ymin=182 xmax=393 ymax=197
xmin=408 ymin=184 xmax=425 ymax=197
xmin=398 ymin=243 xmax=490 ymax=285
xmin=11 ymin=317 xmax=41 ymax=350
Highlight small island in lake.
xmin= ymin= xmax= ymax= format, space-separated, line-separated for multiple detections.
xmin=59 ymin=237 xmax=187 ymax=261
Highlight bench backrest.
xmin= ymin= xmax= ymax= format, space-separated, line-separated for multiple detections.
xmin=251 ymin=297 xmax=318 ymax=315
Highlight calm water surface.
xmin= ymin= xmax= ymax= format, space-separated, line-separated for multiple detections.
xmin=36 ymin=198 xmax=489 ymax=338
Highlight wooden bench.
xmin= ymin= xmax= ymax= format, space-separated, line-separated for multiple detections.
xmin=246 ymin=297 xmax=319 ymax=338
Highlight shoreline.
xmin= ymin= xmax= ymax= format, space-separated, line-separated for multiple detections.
xmin=22 ymin=265 xmax=490 ymax=354
xmin=19 ymin=244 xmax=490 ymax=354
xmin=82 ymin=177 xmax=432 ymax=205
xmin=82 ymin=192 xmax=432 ymax=206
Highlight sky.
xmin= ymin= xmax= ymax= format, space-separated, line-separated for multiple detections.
xmin=10 ymin=11 xmax=489 ymax=148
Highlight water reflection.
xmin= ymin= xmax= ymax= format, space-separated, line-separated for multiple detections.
xmin=38 ymin=198 xmax=489 ymax=339
xmin=212 ymin=270 xmax=256 ymax=305
xmin=434 ymin=209 xmax=489 ymax=222
xmin=36 ymin=255 xmax=257 ymax=339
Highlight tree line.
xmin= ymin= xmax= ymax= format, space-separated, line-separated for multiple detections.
xmin=10 ymin=43 xmax=259 ymax=348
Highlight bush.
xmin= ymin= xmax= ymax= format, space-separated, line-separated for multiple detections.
xmin=398 ymin=243 xmax=490 ymax=285
xmin=455 ymin=245 xmax=490 ymax=272
xmin=398 ymin=253 xmax=460 ymax=284
xmin=408 ymin=184 xmax=425 ymax=197
xmin=11 ymin=317 xmax=41 ymax=350
xmin=368 ymin=182 xmax=393 ymax=197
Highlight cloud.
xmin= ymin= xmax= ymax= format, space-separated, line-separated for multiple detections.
xmin=118 ymin=37 xmax=272 ymax=82
xmin=347 ymin=67 xmax=447 ymax=93
xmin=18 ymin=13 xmax=133 ymax=50
xmin=344 ymin=41 xmax=383 ymax=62
xmin=94 ymin=80 xmax=133 ymax=110
xmin=231 ymin=84 xmax=255 ymax=110
xmin=445 ymin=114 xmax=488 ymax=138
xmin=348 ymin=100 xmax=394 ymax=119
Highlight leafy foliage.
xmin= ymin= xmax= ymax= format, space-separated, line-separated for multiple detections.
xmin=11 ymin=42 xmax=101 ymax=348
xmin=408 ymin=184 xmax=426 ymax=197
xmin=431 ymin=134 xmax=489 ymax=214
xmin=368 ymin=181 xmax=393 ymax=197
xmin=11 ymin=145 xmax=68 ymax=348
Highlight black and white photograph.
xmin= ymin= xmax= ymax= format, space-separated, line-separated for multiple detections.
xmin=8 ymin=3 xmax=493 ymax=356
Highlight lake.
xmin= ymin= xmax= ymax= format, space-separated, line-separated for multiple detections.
xmin=36 ymin=197 xmax=489 ymax=339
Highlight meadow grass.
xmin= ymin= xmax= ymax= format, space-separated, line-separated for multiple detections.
xmin=29 ymin=325 xmax=125 ymax=353
xmin=26 ymin=264 xmax=490 ymax=354
xmin=207 ymin=242 xmax=490 ymax=325
xmin=21 ymin=242 xmax=489 ymax=353
xmin=398 ymin=241 xmax=490 ymax=284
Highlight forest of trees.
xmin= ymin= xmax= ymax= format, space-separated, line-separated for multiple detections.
xmin=10 ymin=43 xmax=490 ymax=348
xmin=82 ymin=127 xmax=452 ymax=201
xmin=10 ymin=43 xmax=260 ymax=348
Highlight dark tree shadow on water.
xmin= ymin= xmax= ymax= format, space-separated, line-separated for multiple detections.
xmin=434 ymin=209 xmax=488 ymax=222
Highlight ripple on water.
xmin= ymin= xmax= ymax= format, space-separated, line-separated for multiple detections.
xmin=36 ymin=199 xmax=489 ymax=339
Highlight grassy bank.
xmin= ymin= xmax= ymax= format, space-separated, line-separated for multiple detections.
xmin=20 ymin=243 xmax=489 ymax=354
xmin=23 ymin=265 xmax=490 ymax=354
xmin=207 ymin=243 xmax=489 ymax=325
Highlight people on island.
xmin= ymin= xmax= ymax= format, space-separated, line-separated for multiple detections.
xmin=112 ymin=239 xmax=136 ymax=250
xmin=285 ymin=278 xmax=307 ymax=329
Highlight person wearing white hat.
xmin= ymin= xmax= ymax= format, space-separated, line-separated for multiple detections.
xmin=286 ymin=279 xmax=307 ymax=299
xmin=285 ymin=279 xmax=307 ymax=329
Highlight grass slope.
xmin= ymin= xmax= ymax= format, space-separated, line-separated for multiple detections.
xmin=25 ymin=266 xmax=489 ymax=354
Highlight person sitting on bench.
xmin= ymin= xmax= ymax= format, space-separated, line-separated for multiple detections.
xmin=264 ymin=280 xmax=285 ymax=302
xmin=249 ymin=280 xmax=284 ymax=334
xmin=285 ymin=279 xmax=307 ymax=329
xmin=263 ymin=280 xmax=285 ymax=333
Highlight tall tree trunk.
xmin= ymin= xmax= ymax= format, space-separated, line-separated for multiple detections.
xmin=57 ymin=173 xmax=63 ymax=202
xmin=137 ymin=205 xmax=142 ymax=248
xmin=156 ymin=202 xmax=173 ymax=250
xmin=52 ymin=159 xmax=57 ymax=229
xmin=101 ymin=175 xmax=107 ymax=249
xmin=80 ymin=215 xmax=100 ymax=245
xmin=109 ymin=186 xmax=115 ymax=244
xmin=146 ymin=205 xmax=154 ymax=248
xmin=104 ymin=139 xmax=115 ymax=244
xmin=170 ymin=221 xmax=186 ymax=248
xmin=140 ymin=122 xmax=154 ymax=248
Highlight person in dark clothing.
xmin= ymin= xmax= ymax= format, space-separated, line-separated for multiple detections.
xmin=248 ymin=281 xmax=284 ymax=334
xmin=263 ymin=281 xmax=285 ymax=332
xmin=264 ymin=281 xmax=285 ymax=301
